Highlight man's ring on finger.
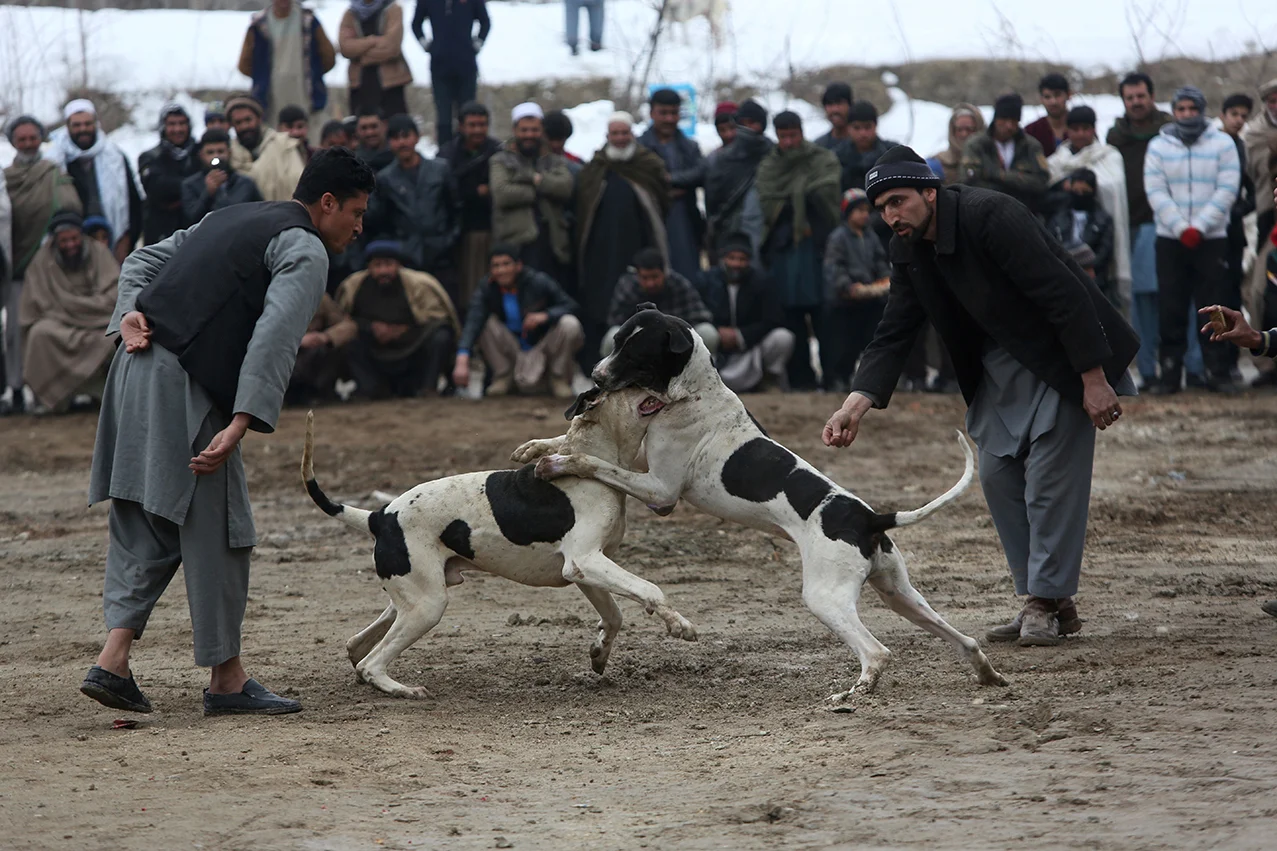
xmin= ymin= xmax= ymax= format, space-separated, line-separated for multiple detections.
xmin=1111 ymin=410 xmax=1121 ymax=418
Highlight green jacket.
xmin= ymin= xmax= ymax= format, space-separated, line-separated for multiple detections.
xmin=488 ymin=141 xmax=575 ymax=265
xmin=960 ymin=129 xmax=1050 ymax=212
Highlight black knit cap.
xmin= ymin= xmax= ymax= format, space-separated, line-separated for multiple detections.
xmin=864 ymin=145 xmax=942 ymax=204
xmin=717 ymin=231 xmax=753 ymax=258
xmin=1066 ymin=105 xmax=1097 ymax=127
xmin=736 ymin=99 xmax=768 ymax=127
xmin=993 ymin=93 xmax=1023 ymax=121
xmin=48 ymin=209 xmax=84 ymax=234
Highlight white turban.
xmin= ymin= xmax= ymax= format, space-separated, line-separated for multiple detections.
xmin=607 ymin=111 xmax=635 ymax=127
xmin=63 ymin=98 xmax=96 ymax=121
xmin=511 ymin=102 xmax=543 ymax=124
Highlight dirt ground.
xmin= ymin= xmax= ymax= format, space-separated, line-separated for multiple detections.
xmin=2 ymin=391 xmax=1276 ymax=850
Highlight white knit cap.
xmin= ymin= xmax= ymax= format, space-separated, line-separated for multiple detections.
xmin=63 ymin=98 xmax=97 ymax=121
xmin=607 ymin=111 xmax=635 ymax=127
xmin=511 ymin=102 xmax=544 ymax=124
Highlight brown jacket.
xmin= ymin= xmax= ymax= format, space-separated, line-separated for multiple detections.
xmin=338 ymin=6 xmax=413 ymax=92
xmin=336 ymin=267 xmax=461 ymax=334
xmin=307 ymin=293 xmax=358 ymax=347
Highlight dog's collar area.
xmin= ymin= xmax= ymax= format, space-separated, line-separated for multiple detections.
xmin=639 ymin=396 xmax=666 ymax=417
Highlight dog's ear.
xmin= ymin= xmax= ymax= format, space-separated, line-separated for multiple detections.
xmin=667 ymin=326 xmax=693 ymax=355
xmin=564 ymin=387 xmax=603 ymax=420
xmin=635 ymin=302 xmax=657 ymax=314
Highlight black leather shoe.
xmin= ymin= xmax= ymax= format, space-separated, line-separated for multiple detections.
xmin=1262 ymin=600 xmax=1277 ymax=618
xmin=203 ymin=679 xmax=301 ymax=716
xmin=80 ymin=665 xmax=153 ymax=713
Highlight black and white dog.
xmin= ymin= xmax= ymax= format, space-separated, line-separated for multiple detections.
xmin=525 ymin=308 xmax=1008 ymax=700
xmin=301 ymin=388 xmax=696 ymax=699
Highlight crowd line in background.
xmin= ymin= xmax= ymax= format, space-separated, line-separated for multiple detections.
xmin=3 ymin=0 xmax=1277 ymax=415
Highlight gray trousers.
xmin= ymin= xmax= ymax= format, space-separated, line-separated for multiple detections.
xmin=977 ymin=401 xmax=1095 ymax=600
xmin=103 ymin=445 xmax=252 ymax=668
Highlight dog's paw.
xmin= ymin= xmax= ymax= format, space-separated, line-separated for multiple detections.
xmin=511 ymin=439 xmax=553 ymax=464
xmin=979 ymin=668 xmax=1010 ymax=687
xmin=535 ymin=454 xmax=575 ymax=480
xmin=657 ymin=607 xmax=698 ymax=641
xmin=647 ymin=502 xmax=677 ymax=516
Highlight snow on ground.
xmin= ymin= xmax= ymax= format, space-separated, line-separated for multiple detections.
xmin=0 ymin=0 xmax=1252 ymax=167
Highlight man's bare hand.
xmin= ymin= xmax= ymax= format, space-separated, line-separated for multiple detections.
xmin=452 ymin=354 xmax=471 ymax=389
xmin=299 ymin=331 xmax=329 ymax=349
xmin=1081 ymin=367 xmax=1122 ymax=430
xmin=190 ymin=414 xmax=251 ymax=476
xmin=822 ymin=392 xmax=874 ymax=448
xmin=477 ymin=183 xmax=490 ymax=197
xmin=371 ymin=321 xmax=409 ymax=345
xmin=523 ymin=311 xmax=549 ymax=333
xmin=718 ymin=327 xmax=739 ymax=351
xmin=205 ymin=169 xmax=228 ymax=195
xmin=1198 ymin=304 xmax=1263 ymax=349
xmin=120 ymin=311 xmax=151 ymax=353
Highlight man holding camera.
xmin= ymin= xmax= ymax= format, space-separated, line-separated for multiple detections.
xmin=181 ymin=130 xmax=265 ymax=227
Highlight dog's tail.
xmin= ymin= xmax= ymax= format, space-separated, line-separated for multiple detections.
xmin=302 ymin=411 xmax=375 ymax=533
xmin=891 ymin=430 xmax=976 ymax=528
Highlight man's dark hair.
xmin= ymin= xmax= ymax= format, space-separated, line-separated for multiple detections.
xmin=773 ymin=111 xmax=802 ymax=131
xmin=293 ymin=147 xmax=377 ymax=204
xmin=1118 ymin=72 xmax=1155 ymax=97
xmin=848 ymin=101 xmax=879 ymax=124
xmin=1068 ymin=167 xmax=1098 ymax=188
xmin=357 ymin=106 xmax=385 ymax=121
xmin=543 ymin=110 xmax=574 ymax=142
xmin=319 ymin=119 xmax=347 ymax=142
xmin=821 ymin=82 xmax=853 ymax=106
xmin=650 ymin=88 xmax=682 ymax=108
xmin=1038 ymin=72 xmax=1070 ymax=94
xmin=1222 ymin=93 xmax=1254 ymax=114
xmin=459 ymin=101 xmax=490 ymax=121
xmin=632 ymin=247 xmax=664 ymax=271
xmin=386 ymin=114 xmax=419 ymax=138
xmin=199 ymin=129 xmax=231 ymax=148
xmin=736 ymin=99 xmax=768 ymax=128
xmin=278 ymin=104 xmax=307 ymax=126
xmin=489 ymin=242 xmax=522 ymax=262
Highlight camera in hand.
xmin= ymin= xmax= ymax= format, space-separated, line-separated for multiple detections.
xmin=210 ymin=157 xmax=231 ymax=174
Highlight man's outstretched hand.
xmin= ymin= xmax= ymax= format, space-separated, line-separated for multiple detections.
xmin=1198 ymin=304 xmax=1263 ymax=349
xmin=120 ymin=311 xmax=151 ymax=353
xmin=190 ymin=414 xmax=252 ymax=476
xmin=822 ymin=392 xmax=874 ymax=448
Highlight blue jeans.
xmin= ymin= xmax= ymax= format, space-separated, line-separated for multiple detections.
xmin=431 ymin=67 xmax=477 ymax=147
xmin=1132 ymin=293 xmax=1159 ymax=381
xmin=565 ymin=0 xmax=605 ymax=48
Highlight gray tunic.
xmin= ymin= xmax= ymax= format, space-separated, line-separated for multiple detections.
xmin=88 ymin=222 xmax=328 ymax=548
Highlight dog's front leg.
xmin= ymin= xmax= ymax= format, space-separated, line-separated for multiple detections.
xmin=536 ymin=453 xmax=683 ymax=514
xmin=510 ymin=435 xmax=568 ymax=464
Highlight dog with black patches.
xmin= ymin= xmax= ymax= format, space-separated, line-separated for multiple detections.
xmin=301 ymin=388 xmax=695 ymax=699
xmin=524 ymin=307 xmax=1008 ymax=701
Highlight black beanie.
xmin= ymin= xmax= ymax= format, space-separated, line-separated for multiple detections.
xmin=993 ymin=94 xmax=1023 ymax=121
xmin=1066 ymin=105 xmax=1097 ymax=127
xmin=864 ymin=146 xmax=942 ymax=204
xmin=736 ymin=99 xmax=768 ymax=127
xmin=49 ymin=209 xmax=84 ymax=234
xmin=848 ymin=100 xmax=879 ymax=124
xmin=717 ymin=231 xmax=753 ymax=258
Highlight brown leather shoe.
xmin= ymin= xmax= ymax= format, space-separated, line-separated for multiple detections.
xmin=1018 ymin=597 xmax=1061 ymax=647
xmin=985 ymin=607 xmax=1026 ymax=642
xmin=1056 ymin=597 xmax=1082 ymax=636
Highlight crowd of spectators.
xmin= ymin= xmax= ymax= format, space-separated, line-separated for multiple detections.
xmin=2 ymin=0 xmax=1276 ymax=414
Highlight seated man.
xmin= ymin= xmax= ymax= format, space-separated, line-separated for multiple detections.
xmin=1046 ymin=168 xmax=1116 ymax=307
xmin=286 ymin=292 xmax=357 ymax=405
xmin=181 ymin=129 xmax=264 ymax=226
xmin=19 ymin=211 xmax=119 ymax=413
xmin=696 ymin=232 xmax=795 ymax=393
xmin=336 ymin=240 xmax=460 ymax=399
xmin=453 ymin=243 xmax=583 ymax=398
xmin=823 ymin=187 xmax=890 ymax=393
xmin=602 ymin=247 xmax=718 ymax=357
xmin=82 ymin=216 xmax=113 ymax=248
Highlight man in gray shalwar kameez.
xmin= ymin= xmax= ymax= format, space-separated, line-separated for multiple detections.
xmin=822 ymin=146 xmax=1140 ymax=648
xmin=80 ymin=148 xmax=376 ymax=717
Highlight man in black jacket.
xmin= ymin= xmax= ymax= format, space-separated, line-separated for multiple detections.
xmin=639 ymin=88 xmax=705 ymax=281
xmin=704 ymin=99 xmax=772 ymax=257
xmin=823 ymin=146 xmax=1139 ymax=648
xmin=180 ymin=130 xmax=264 ymax=226
xmin=437 ymin=101 xmax=503 ymax=314
xmin=452 ymin=243 xmax=583 ymax=398
xmin=696 ymin=232 xmax=795 ymax=392
xmin=1045 ymin=169 xmax=1115 ymax=306
xmin=365 ymin=114 xmax=461 ymax=296
xmin=139 ymin=104 xmax=201 ymax=245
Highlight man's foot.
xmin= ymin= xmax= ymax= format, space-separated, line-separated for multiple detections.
xmin=80 ymin=665 xmax=153 ymax=713
xmin=589 ymin=41 xmax=603 ymax=51
xmin=1250 ymin=371 xmax=1277 ymax=389
xmin=1149 ymin=380 xmax=1181 ymax=396
xmin=203 ymin=679 xmax=301 ymax=716
xmin=1185 ymin=372 xmax=1208 ymax=389
xmin=758 ymin=375 xmax=787 ymax=394
xmin=569 ymin=42 xmax=579 ymax=56
xmin=550 ymin=378 xmax=575 ymax=399
xmin=1018 ymin=597 xmax=1062 ymax=647
xmin=0 ymin=386 xmax=23 ymax=416
xmin=985 ymin=606 xmax=1026 ymax=642
xmin=1261 ymin=600 xmax=1277 ymax=617
xmin=486 ymin=376 xmax=513 ymax=397
xmin=1205 ymin=376 xmax=1240 ymax=395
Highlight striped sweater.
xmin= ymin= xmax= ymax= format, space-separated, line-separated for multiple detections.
xmin=1143 ymin=124 xmax=1240 ymax=241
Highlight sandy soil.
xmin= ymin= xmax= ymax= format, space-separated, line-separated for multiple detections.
xmin=2 ymin=391 xmax=1276 ymax=850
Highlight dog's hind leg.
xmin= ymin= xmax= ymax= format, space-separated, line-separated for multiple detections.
xmin=565 ymin=551 xmax=697 ymax=641
xmin=347 ymin=603 xmax=397 ymax=675
xmin=868 ymin=544 xmax=1009 ymax=687
xmin=356 ymin=567 xmax=450 ymax=699
xmin=577 ymin=584 xmax=623 ymax=674
xmin=799 ymin=543 xmax=892 ymax=701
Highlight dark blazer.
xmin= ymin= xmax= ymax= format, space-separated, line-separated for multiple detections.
xmin=696 ymin=266 xmax=785 ymax=351
xmin=850 ymin=184 xmax=1139 ymax=408
xmin=458 ymin=267 xmax=579 ymax=353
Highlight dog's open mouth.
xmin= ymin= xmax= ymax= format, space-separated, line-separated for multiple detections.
xmin=638 ymin=396 xmax=666 ymax=417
